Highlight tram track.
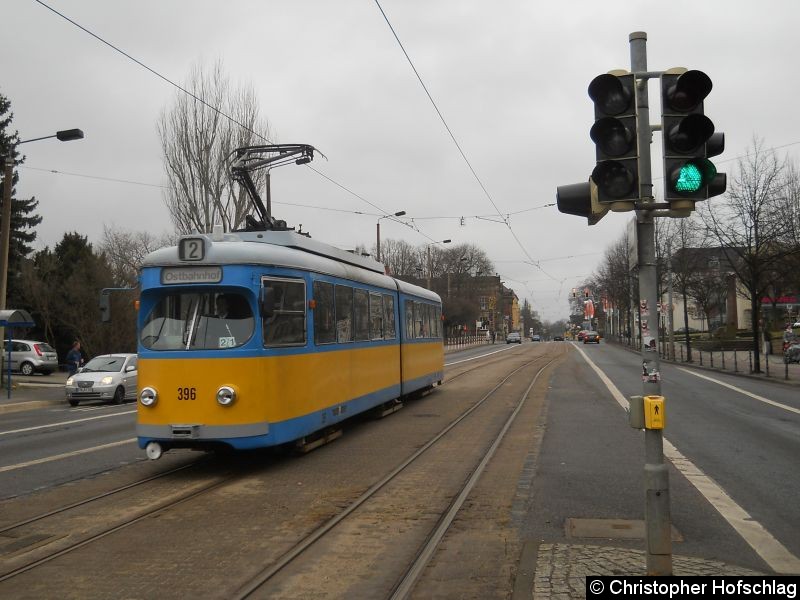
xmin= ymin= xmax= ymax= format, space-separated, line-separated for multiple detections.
xmin=0 ymin=456 xmax=245 ymax=583
xmin=0 ymin=343 xmax=568 ymax=597
xmin=232 ymin=345 xmax=566 ymax=598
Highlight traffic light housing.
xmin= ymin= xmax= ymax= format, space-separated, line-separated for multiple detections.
xmin=588 ymin=71 xmax=639 ymax=209
xmin=556 ymin=179 xmax=609 ymax=225
xmin=661 ymin=68 xmax=726 ymax=214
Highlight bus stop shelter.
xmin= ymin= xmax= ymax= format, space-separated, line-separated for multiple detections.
xmin=0 ymin=309 xmax=36 ymax=398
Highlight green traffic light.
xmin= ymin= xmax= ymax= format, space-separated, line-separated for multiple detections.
xmin=675 ymin=163 xmax=703 ymax=192
xmin=672 ymin=159 xmax=717 ymax=194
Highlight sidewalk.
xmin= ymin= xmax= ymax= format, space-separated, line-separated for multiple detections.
xmin=0 ymin=370 xmax=67 ymax=414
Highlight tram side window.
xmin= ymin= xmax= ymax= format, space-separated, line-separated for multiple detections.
xmin=353 ymin=289 xmax=370 ymax=341
xmin=335 ymin=285 xmax=353 ymax=343
xmin=415 ymin=302 xmax=427 ymax=338
xmin=434 ymin=305 xmax=442 ymax=338
xmin=313 ymin=281 xmax=335 ymax=345
xmin=383 ymin=294 xmax=396 ymax=340
xmin=263 ymin=278 xmax=306 ymax=346
xmin=405 ymin=300 xmax=414 ymax=340
xmin=369 ymin=293 xmax=383 ymax=340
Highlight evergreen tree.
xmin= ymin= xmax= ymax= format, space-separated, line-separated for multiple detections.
xmin=0 ymin=91 xmax=43 ymax=308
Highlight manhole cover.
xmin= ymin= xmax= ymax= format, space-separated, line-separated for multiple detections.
xmin=566 ymin=518 xmax=683 ymax=542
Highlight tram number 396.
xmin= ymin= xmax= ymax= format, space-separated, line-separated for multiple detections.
xmin=178 ymin=387 xmax=197 ymax=401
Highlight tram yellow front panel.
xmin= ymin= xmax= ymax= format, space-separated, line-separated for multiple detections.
xmin=138 ymin=345 xmax=401 ymax=426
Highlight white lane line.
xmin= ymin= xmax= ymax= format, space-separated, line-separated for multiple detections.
xmin=574 ymin=344 xmax=800 ymax=574
xmin=0 ymin=438 xmax=137 ymax=474
xmin=677 ymin=367 xmax=800 ymax=415
xmin=0 ymin=410 xmax=137 ymax=437
xmin=1 ymin=409 xmax=137 ymax=437
xmin=445 ymin=345 xmax=517 ymax=366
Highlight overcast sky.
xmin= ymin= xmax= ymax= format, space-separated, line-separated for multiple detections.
xmin=3 ymin=1 xmax=799 ymax=321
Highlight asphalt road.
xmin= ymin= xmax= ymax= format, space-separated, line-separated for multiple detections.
xmin=523 ymin=340 xmax=800 ymax=574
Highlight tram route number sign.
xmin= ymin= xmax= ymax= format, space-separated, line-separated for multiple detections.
xmin=179 ymin=237 xmax=205 ymax=261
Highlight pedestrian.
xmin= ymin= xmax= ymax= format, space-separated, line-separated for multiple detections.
xmin=763 ymin=329 xmax=771 ymax=356
xmin=66 ymin=341 xmax=83 ymax=375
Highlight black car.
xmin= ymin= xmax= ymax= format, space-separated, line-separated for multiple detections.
xmin=553 ymin=335 xmax=564 ymax=341
xmin=583 ymin=331 xmax=601 ymax=344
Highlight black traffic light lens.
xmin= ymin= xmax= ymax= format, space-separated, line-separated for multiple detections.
xmin=588 ymin=74 xmax=633 ymax=116
xmin=591 ymin=161 xmax=636 ymax=199
xmin=663 ymin=70 xmax=712 ymax=112
xmin=665 ymin=114 xmax=714 ymax=153
xmin=590 ymin=117 xmax=635 ymax=157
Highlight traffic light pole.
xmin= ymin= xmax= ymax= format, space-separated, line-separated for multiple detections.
xmin=630 ymin=31 xmax=673 ymax=576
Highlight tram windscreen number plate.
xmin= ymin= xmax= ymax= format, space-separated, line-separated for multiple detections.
xmin=219 ymin=337 xmax=236 ymax=348
xmin=179 ymin=238 xmax=205 ymax=261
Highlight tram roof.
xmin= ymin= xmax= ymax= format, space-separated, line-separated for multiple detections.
xmin=141 ymin=230 xmax=440 ymax=302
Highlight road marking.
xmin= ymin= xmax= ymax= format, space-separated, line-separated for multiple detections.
xmin=677 ymin=367 xmax=800 ymax=415
xmin=574 ymin=344 xmax=800 ymax=574
xmin=445 ymin=345 xmax=517 ymax=366
xmin=0 ymin=438 xmax=137 ymax=473
xmin=0 ymin=410 xmax=137 ymax=437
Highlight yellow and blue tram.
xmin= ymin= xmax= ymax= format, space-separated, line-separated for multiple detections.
xmin=136 ymin=229 xmax=443 ymax=459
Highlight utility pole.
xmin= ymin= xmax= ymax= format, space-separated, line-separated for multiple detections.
xmin=630 ymin=31 xmax=672 ymax=576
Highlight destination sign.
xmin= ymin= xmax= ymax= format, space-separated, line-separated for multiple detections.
xmin=161 ymin=266 xmax=222 ymax=285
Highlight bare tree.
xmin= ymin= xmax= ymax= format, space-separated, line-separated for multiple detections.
xmin=158 ymin=61 xmax=273 ymax=235
xmin=100 ymin=225 xmax=176 ymax=287
xmin=698 ymin=136 xmax=796 ymax=372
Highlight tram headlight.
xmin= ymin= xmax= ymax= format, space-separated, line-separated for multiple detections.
xmin=140 ymin=387 xmax=158 ymax=407
xmin=216 ymin=386 xmax=236 ymax=406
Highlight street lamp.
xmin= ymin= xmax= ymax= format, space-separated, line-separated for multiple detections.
xmin=1 ymin=128 xmax=84 ymax=311
xmin=425 ymin=239 xmax=451 ymax=289
xmin=376 ymin=210 xmax=406 ymax=263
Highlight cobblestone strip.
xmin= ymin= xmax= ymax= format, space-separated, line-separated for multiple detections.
xmin=532 ymin=543 xmax=764 ymax=599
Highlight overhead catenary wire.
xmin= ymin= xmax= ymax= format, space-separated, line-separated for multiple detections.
xmin=373 ymin=0 xmax=561 ymax=283
xmin=30 ymin=0 xmax=416 ymax=229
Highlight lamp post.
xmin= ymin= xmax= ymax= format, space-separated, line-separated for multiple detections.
xmin=425 ymin=239 xmax=451 ymax=289
xmin=376 ymin=210 xmax=406 ymax=263
xmin=1 ymin=128 xmax=84 ymax=312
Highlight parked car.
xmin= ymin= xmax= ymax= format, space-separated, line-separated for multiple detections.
xmin=65 ymin=353 xmax=138 ymax=407
xmin=1 ymin=339 xmax=58 ymax=375
xmin=531 ymin=334 xmax=541 ymax=342
xmin=506 ymin=332 xmax=522 ymax=344
xmin=583 ymin=331 xmax=601 ymax=344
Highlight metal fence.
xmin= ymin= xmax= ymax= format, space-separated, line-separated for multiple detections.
xmin=611 ymin=335 xmax=800 ymax=382
xmin=443 ymin=335 xmax=491 ymax=352
xmin=667 ymin=343 xmax=800 ymax=382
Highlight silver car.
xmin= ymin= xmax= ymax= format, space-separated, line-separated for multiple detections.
xmin=2 ymin=339 xmax=59 ymax=375
xmin=65 ymin=353 xmax=138 ymax=407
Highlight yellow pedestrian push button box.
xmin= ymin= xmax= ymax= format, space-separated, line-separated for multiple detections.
xmin=643 ymin=395 xmax=665 ymax=429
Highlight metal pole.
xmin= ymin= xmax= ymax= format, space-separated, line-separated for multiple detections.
xmin=0 ymin=158 xmax=13 ymax=382
xmin=427 ymin=246 xmax=431 ymax=290
xmin=0 ymin=158 xmax=13 ymax=312
xmin=667 ymin=242 xmax=675 ymax=361
xmin=376 ymin=221 xmax=381 ymax=262
xmin=630 ymin=31 xmax=672 ymax=576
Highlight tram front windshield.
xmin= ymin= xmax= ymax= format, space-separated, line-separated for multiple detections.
xmin=140 ymin=291 xmax=254 ymax=350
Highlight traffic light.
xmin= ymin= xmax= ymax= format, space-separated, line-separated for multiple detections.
xmin=588 ymin=71 xmax=639 ymax=209
xmin=556 ymin=179 xmax=608 ymax=225
xmin=661 ymin=68 xmax=726 ymax=215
